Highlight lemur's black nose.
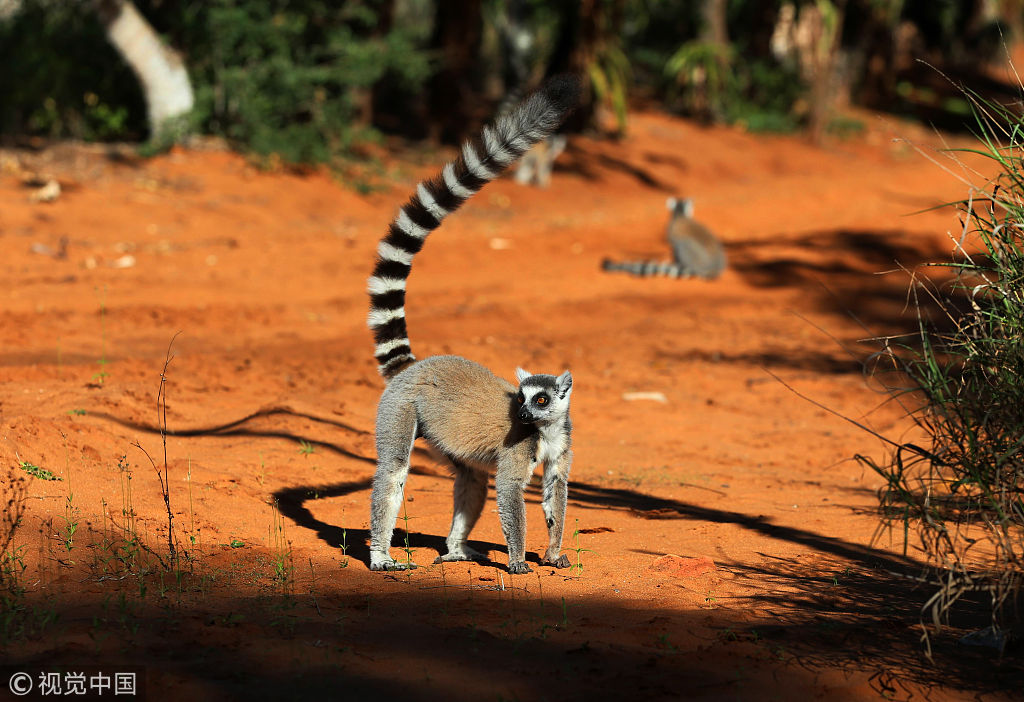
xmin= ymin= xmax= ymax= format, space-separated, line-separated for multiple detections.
xmin=517 ymin=409 xmax=531 ymax=422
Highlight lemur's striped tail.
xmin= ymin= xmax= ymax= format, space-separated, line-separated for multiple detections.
xmin=368 ymin=75 xmax=580 ymax=380
xmin=601 ymin=259 xmax=695 ymax=279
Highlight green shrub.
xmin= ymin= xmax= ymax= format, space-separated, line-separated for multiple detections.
xmin=861 ymin=90 xmax=1024 ymax=653
xmin=723 ymin=58 xmax=804 ymax=133
xmin=664 ymin=40 xmax=735 ymax=123
xmin=179 ymin=0 xmax=433 ymax=164
xmin=0 ymin=1 xmax=146 ymax=140
xmin=0 ymin=0 xmax=433 ymax=164
xmin=662 ymin=38 xmax=804 ymax=132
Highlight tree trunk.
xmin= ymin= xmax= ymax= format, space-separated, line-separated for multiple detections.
xmin=499 ymin=0 xmax=534 ymax=95
xmin=545 ymin=0 xmax=602 ymax=132
xmin=701 ymin=0 xmax=728 ymax=45
xmin=427 ymin=0 xmax=483 ymax=144
xmin=354 ymin=0 xmax=395 ymax=129
xmin=806 ymin=0 xmax=846 ymax=143
xmin=846 ymin=0 xmax=903 ymax=109
xmin=93 ymin=0 xmax=193 ymax=142
xmin=700 ymin=0 xmax=730 ymax=122
xmin=772 ymin=0 xmax=846 ymax=142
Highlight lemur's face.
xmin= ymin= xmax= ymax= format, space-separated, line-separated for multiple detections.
xmin=667 ymin=196 xmax=694 ymax=219
xmin=513 ymin=368 xmax=573 ymax=424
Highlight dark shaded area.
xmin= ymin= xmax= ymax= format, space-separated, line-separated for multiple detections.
xmin=0 ymin=593 xmax=853 ymax=701
xmin=729 ymin=228 xmax=936 ymax=285
xmin=3 ymin=556 xmax=1019 ymax=702
xmin=562 ymin=143 xmax=678 ymax=192
xmin=867 ymin=58 xmax=1024 ymax=135
xmin=728 ymin=227 xmax=975 ymax=338
xmin=426 ymin=0 xmax=485 ymax=143
xmin=654 ymin=347 xmax=865 ymax=375
xmin=725 ymin=555 xmax=1024 ymax=693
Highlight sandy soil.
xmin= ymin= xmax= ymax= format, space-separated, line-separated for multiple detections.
xmin=0 ymin=110 xmax=1019 ymax=701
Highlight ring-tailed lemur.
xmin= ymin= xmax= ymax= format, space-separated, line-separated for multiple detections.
xmin=367 ymin=76 xmax=580 ymax=574
xmin=602 ymin=197 xmax=727 ymax=279
xmin=514 ymin=134 xmax=567 ymax=188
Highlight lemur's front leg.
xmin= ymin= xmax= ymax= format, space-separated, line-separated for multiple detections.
xmin=540 ymin=449 xmax=572 ymax=568
xmin=496 ymin=459 xmax=532 ymax=574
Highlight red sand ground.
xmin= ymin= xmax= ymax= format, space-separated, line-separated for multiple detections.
xmin=0 ymin=110 xmax=1019 ymax=701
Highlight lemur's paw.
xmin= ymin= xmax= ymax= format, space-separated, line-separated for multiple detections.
xmin=370 ymin=558 xmax=416 ymax=571
xmin=508 ymin=561 xmax=533 ymax=575
xmin=542 ymin=554 xmax=571 ymax=569
xmin=433 ymin=547 xmax=486 ymax=564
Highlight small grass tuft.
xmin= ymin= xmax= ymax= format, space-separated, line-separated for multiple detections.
xmin=92 ymin=285 xmax=109 ymax=385
xmin=399 ymin=498 xmax=416 ymax=573
xmin=568 ymin=519 xmax=595 ymax=575
xmin=268 ymin=500 xmax=294 ymax=594
xmin=18 ymin=460 xmax=61 ymax=482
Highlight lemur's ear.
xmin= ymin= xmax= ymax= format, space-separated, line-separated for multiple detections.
xmin=556 ymin=370 xmax=573 ymax=399
xmin=515 ymin=367 xmax=531 ymax=384
xmin=666 ymin=196 xmax=677 ymax=211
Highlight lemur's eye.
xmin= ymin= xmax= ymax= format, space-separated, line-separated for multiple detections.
xmin=535 ymin=396 xmax=548 ymax=406
xmin=516 ymin=393 xmax=525 ymax=404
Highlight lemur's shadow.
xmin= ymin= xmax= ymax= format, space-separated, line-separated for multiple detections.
xmin=272 ymin=476 xmax=523 ymax=571
xmin=96 ymin=404 xmax=920 ymax=573
xmin=90 ymin=403 xmax=376 ymax=465
xmin=90 ymin=405 xmax=520 ymax=569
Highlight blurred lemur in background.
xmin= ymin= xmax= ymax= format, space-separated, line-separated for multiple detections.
xmin=514 ymin=134 xmax=567 ymax=188
xmin=602 ymin=197 xmax=727 ymax=280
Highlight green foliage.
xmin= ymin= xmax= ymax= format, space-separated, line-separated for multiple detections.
xmin=635 ymin=0 xmax=804 ymax=132
xmin=0 ymin=0 xmax=1012 ymax=155
xmin=160 ymin=0 xmax=433 ymax=164
xmin=589 ymin=41 xmax=632 ymax=134
xmin=0 ymin=1 xmax=146 ymax=140
xmin=861 ymin=89 xmax=1024 ymax=649
xmin=268 ymin=500 xmax=293 ymax=593
xmin=0 ymin=470 xmax=33 ymax=645
xmin=729 ymin=59 xmax=804 ymax=133
xmin=665 ymin=40 xmax=735 ymax=122
xmin=0 ymin=0 xmax=432 ymax=164
xmin=664 ymin=42 xmax=804 ymax=132
xmin=18 ymin=461 xmax=61 ymax=482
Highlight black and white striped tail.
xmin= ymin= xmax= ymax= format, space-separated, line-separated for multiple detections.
xmin=368 ymin=75 xmax=580 ymax=380
xmin=601 ymin=259 xmax=695 ymax=279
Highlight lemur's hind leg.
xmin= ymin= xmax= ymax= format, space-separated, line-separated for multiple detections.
xmin=369 ymin=400 xmax=417 ymax=571
xmin=434 ymin=460 xmax=488 ymax=564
